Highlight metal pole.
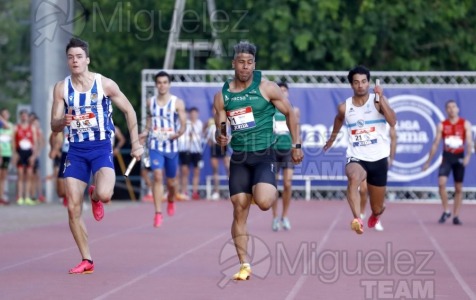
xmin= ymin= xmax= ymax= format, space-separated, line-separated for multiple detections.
xmin=163 ymin=0 xmax=186 ymax=69
xmin=31 ymin=0 xmax=71 ymax=203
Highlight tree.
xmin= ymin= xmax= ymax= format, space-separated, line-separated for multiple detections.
xmin=0 ymin=0 xmax=30 ymax=114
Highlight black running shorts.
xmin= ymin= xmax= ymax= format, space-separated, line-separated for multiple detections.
xmin=438 ymin=151 xmax=465 ymax=183
xmin=229 ymin=147 xmax=277 ymax=196
xmin=346 ymin=157 xmax=388 ymax=187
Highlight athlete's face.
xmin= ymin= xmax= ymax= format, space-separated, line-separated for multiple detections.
xmin=189 ymin=110 xmax=199 ymax=122
xmin=155 ymin=76 xmax=170 ymax=95
xmin=67 ymin=47 xmax=90 ymax=75
xmin=232 ymin=53 xmax=255 ymax=82
xmin=350 ymin=74 xmax=370 ymax=97
xmin=446 ymin=102 xmax=459 ymax=118
xmin=19 ymin=112 xmax=29 ymax=123
xmin=0 ymin=110 xmax=9 ymax=120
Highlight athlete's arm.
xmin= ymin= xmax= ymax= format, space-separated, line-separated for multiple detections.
xmin=171 ymin=98 xmax=187 ymax=140
xmin=423 ymin=122 xmax=443 ymax=170
xmin=48 ymin=132 xmax=63 ymax=159
xmin=389 ymin=125 xmax=397 ymax=167
xmin=11 ymin=126 xmax=17 ymax=166
xmin=374 ymin=85 xmax=397 ymax=127
xmin=264 ymin=81 xmax=302 ymax=163
xmin=50 ymin=81 xmax=68 ymax=133
xmin=463 ymin=120 xmax=473 ymax=166
xmin=102 ymin=76 xmax=143 ymax=160
xmin=213 ymin=91 xmax=228 ymax=147
xmin=114 ymin=126 xmax=126 ymax=156
xmin=29 ymin=126 xmax=38 ymax=166
xmin=36 ymin=127 xmax=46 ymax=152
xmin=139 ymin=98 xmax=152 ymax=145
xmin=264 ymin=82 xmax=300 ymax=144
xmin=324 ymin=102 xmax=346 ymax=151
xmin=376 ymin=98 xmax=397 ymax=127
xmin=0 ymin=114 xmax=9 ymax=129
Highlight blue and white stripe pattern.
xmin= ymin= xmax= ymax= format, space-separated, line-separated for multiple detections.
xmin=63 ymin=73 xmax=114 ymax=143
xmin=148 ymin=95 xmax=179 ymax=153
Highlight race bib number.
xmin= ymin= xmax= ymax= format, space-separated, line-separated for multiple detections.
xmin=0 ymin=134 xmax=12 ymax=143
xmin=152 ymin=127 xmax=175 ymax=142
xmin=227 ymin=106 xmax=256 ymax=131
xmin=444 ymin=135 xmax=463 ymax=149
xmin=274 ymin=120 xmax=289 ymax=134
xmin=19 ymin=139 xmax=33 ymax=150
xmin=70 ymin=113 xmax=98 ymax=131
xmin=351 ymin=127 xmax=378 ymax=147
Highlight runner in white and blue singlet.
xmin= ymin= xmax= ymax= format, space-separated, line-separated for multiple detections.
xmin=324 ymin=65 xmax=396 ymax=235
xmin=50 ymin=38 xmax=143 ymax=274
xmin=140 ymin=71 xmax=187 ymax=228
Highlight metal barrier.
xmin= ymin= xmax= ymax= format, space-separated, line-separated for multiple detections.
xmin=205 ymin=175 xmax=476 ymax=201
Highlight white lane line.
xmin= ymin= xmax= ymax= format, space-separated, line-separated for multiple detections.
xmin=285 ymin=208 xmax=343 ymax=300
xmin=415 ymin=210 xmax=476 ymax=299
xmin=0 ymin=223 xmax=152 ymax=272
xmin=93 ymin=231 xmax=228 ymax=300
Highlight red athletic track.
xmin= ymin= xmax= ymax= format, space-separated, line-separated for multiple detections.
xmin=1 ymin=200 xmax=475 ymax=300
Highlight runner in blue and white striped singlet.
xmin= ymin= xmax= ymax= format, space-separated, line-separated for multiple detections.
xmin=148 ymin=95 xmax=179 ymax=153
xmin=140 ymin=70 xmax=186 ymax=227
xmin=50 ymin=38 xmax=143 ymax=273
xmin=63 ymin=73 xmax=115 ymax=143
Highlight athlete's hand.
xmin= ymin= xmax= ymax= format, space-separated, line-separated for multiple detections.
xmin=374 ymin=85 xmax=384 ymax=100
xmin=64 ymin=107 xmax=73 ymax=126
xmin=463 ymin=156 xmax=470 ymax=167
xmin=139 ymin=131 xmax=148 ymax=145
xmin=215 ymin=132 xmax=228 ymax=147
xmin=49 ymin=149 xmax=59 ymax=160
xmin=291 ymin=148 xmax=303 ymax=164
xmin=422 ymin=161 xmax=430 ymax=171
xmin=168 ymin=133 xmax=179 ymax=140
xmin=388 ymin=157 xmax=394 ymax=168
xmin=130 ymin=143 xmax=144 ymax=161
xmin=323 ymin=138 xmax=335 ymax=151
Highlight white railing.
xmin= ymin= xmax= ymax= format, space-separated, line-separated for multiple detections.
xmin=142 ymin=69 xmax=476 ymax=88
xmin=204 ymin=175 xmax=476 ymax=201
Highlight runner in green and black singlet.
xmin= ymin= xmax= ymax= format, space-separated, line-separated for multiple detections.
xmin=213 ymin=41 xmax=303 ymax=281
xmin=222 ymin=70 xmax=275 ymax=152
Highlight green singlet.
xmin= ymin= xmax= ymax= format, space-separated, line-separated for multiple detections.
xmin=222 ymin=71 xmax=276 ymax=152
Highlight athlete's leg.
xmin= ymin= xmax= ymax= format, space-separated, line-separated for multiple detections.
xmin=66 ymin=177 xmax=90 ymax=259
xmin=211 ymin=157 xmax=220 ymax=194
xmin=345 ymin=163 xmax=367 ymax=218
xmin=0 ymin=166 xmax=7 ymax=199
xmin=271 ymin=174 xmax=279 ymax=218
xmin=367 ymin=184 xmax=386 ymax=217
xmin=453 ymin=182 xmax=463 ymax=217
xmin=25 ymin=166 xmax=34 ymax=199
xmin=359 ymin=180 xmax=368 ymax=217
xmin=231 ymin=192 xmax=252 ymax=263
xmin=17 ymin=166 xmax=25 ymax=200
xmin=452 ymin=162 xmax=465 ymax=218
xmin=438 ymin=176 xmax=449 ymax=212
xmin=180 ymin=164 xmax=189 ymax=195
xmin=192 ymin=164 xmax=201 ymax=196
xmin=281 ymin=167 xmax=293 ymax=218
xmin=164 ymin=153 xmax=179 ymax=204
xmin=92 ymin=167 xmax=115 ymax=203
xmin=153 ymin=169 xmax=164 ymax=213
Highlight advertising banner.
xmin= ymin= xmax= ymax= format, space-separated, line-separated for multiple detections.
xmin=170 ymin=86 xmax=476 ymax=187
